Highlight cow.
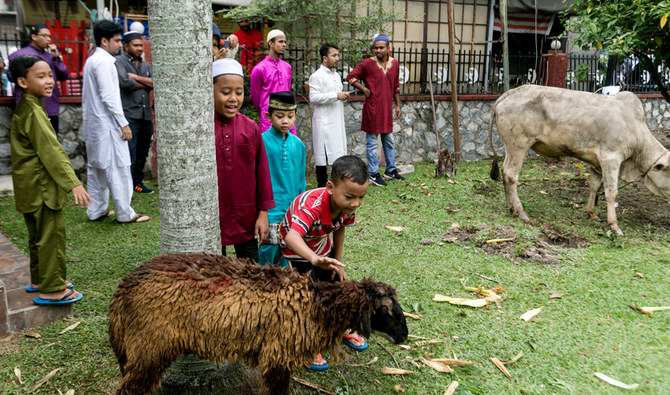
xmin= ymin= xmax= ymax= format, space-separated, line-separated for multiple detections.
xmin=488 ymin=85 xmax=670 ymax=236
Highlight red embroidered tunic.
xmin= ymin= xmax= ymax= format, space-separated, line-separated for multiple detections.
xmin=346 ymin=57 xmax=400 ymax=134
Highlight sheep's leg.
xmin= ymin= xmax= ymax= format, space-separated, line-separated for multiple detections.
xmin=116 ymin=352 xmax=175 ymax=395
xmin=263 ymin=366 xmax=291 ymax=395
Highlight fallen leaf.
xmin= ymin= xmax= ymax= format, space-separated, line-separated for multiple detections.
xmin=422 ymin=358 xmax=453 ymax=373
xmin=59 ymin=321 xmax=80 ymax=335
xmin=429 ymin=358 xmax=474 ymax=366
xmin=30 ymin=368 xmax=60 ymax=393
xmin=634 ymin=272 xmax=644 ymax=278
xmin=450 ymin=223 xmax=460 ymax=230
xmin=491 ymin=286 xmax=505 ymax=293
xmin=549 ymin=292 xmax=564 ymax=299
xmin=394 ymin=384 xmax=404 ymax=392
xmin=499 ymin=352 xmax=525 ymax=364
xmin=382 ymin=367 xmax=415 ymax=375
xmin=24 ymin=331 xmax=41 ymax=340
xmin=365 ymin=356 xmax=378 ymax=365
xmin=444 ymin=381 xmax=459 ymax=395
xmin=639 ymin=306 xmax=670 ymax=315
xmin=575 ymin=163 xmax=585 ymax=169
xmin=65 ymin=390 xmax=75 ymax=395
xmin=539 ymin=190 xmax=548 ymax=195
xmin=420 ymin=238 xmax=435 ymax=245
xmin=442 ymin=237 xmax=459 ymax=243
xmin=391 ymin=199 xmax=400 ymax=204
xmin=413 ymin=339 xmax=443 ymax=346
xmin=433 ymin=294 xmax=488 ymax=307
xmin=385 ymin=226 xmax=404 ymax=232
xmin=447 ymin=179 xmax=459 ymax=184
xmin=14 ymin=367 xmax=23 ymax=384
xmin=520 ymin=307 xmax=544 ymax=321
xmin=403 ymin=312 xmax=422 ymax=320
xmin=594 ymin=372 xmax=639 ymax=390
xmin=398 ymin=344 xmax=411 ymax=350
xmin=491 ymin=357 xmax=512 ymax=379
xmin=629 ymin=304 xmax=652 ymax=315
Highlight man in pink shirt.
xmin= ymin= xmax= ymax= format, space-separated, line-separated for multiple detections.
xmin=250 ymin=29 xmax=296 ymax=136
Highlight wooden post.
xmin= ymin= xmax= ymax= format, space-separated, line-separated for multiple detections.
xmin=446 ymin=0 xmax=460 ymax=162
xmin=500 ymin=0 xmax=510 ymax=91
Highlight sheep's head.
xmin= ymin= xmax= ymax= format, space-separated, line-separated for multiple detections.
xmin=359 ymin=281 xmax=408 ymax=345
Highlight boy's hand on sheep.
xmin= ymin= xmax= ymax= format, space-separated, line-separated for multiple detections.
xmin=311 ymin=256 xmax=346 ymax=281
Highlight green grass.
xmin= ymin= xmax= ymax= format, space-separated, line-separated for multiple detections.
xmin=1 ymin=160 xmax=669 ymax=394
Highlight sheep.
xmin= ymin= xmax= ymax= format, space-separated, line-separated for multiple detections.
xmin=108 ymin=253 xmax=408 ymax=395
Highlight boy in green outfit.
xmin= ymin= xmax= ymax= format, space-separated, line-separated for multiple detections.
xmin=10 ymin=54 xmax=91 ymax=305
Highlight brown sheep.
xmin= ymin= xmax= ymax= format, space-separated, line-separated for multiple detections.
xmin=108 ymin=253 xmax=408 ymax=395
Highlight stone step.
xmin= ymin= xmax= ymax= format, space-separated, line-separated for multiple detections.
xmin=0 ymin=234 xmax=72 ymax=337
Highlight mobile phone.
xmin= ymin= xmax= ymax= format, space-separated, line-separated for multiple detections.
xmin=224 ymin=40 xmax=230 ymax=49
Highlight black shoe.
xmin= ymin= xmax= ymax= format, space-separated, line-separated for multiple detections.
xmin=383 ymin=169 xmax=406 ymax=181
xmin=369 ymin=172 xmax=387 ymax=187
xmin=134 ymin=183 xmax=154 ymax=194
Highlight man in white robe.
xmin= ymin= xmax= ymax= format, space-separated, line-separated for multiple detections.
xmin=308 ymin=43 xmax=350 ymax=187
xmin=83 ymin=20 xmax=149 ymax=223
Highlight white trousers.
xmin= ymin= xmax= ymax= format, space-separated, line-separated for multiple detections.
xmin=86 ymin=159 xmax=136 ymax=222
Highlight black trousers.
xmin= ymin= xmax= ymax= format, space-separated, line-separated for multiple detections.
xmin=127 ymin=118 xmax=154 ymax=185
xmin=316 ymin=166 xmax=328 ymax=188
xmin=222 ymin=238 xmax=259 ymax=263
xmin=49 ymin=116 xmax=59 ymax=134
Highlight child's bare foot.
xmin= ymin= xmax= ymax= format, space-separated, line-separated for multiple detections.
xmin=37 ymin=288 xmax=80 ymax=301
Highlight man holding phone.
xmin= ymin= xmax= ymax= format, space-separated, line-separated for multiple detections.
xmin=8 ymin=22 xmax=69 ymax=133
xmin=212 ymin=23 xmax=239 ymax=61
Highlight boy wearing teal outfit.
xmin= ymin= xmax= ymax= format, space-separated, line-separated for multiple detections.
xmin=9 ymin=55 xmax=91 ymax=305
xmin=259 ymin=92 xmax=306 ymax=266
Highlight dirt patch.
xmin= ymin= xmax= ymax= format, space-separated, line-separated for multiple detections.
xmin=480 ymin=238 xmax=561 ymax=265
xmin=540 ymin=225 xmax=590 ymax=248
xmin=441 ymin=225 xmax=478 ymax=243
xmin=473 ymin=184 xmax=498 ymax=197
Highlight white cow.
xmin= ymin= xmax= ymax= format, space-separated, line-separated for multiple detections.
xmin=488 ymin=85 xmax=670 ymax=235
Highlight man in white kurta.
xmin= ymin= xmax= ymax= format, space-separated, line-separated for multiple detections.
xmin=83 ymin=20 xmax=149 ymax=223
xmin=308 ymin=43 xmax=350 ymax=187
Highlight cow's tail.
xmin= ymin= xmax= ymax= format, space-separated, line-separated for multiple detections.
xmin=489 ymin=97 xmax=501 ymax=181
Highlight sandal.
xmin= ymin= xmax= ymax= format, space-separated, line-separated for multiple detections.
xmin=91 ymin=210 xmax=115 ymax=221
xmin=33 ymin=289 xmax=83 ymax=305
xmin=307 ymin=353 xmax=329 ymax=371
xmin=26 ymin=282 xmax=73 ymax=293
xmin=118 ymin=214 xmax=151 ymax=224
xmin=343 ymin=333 xmax=368 ymax=351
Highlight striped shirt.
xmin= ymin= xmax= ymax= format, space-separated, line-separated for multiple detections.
xmin=280 ymin=188 xmax=356 ymax=260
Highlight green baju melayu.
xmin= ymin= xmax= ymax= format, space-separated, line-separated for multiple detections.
xmin=10 ymin=94 xmax=81 ymax=293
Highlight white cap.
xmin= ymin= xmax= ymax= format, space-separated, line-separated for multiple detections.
xmin=266 ymin=29 xmax=285 ymax=43
xmin=213 ymin=59 xmax=244 ymax=79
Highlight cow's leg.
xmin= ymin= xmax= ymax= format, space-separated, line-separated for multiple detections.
xmin=586 ymin=170 xmax=602 ymax=221
xmin=263 ymin=366 xmax=291 ymax=395
xmin=601 ymin=164 xmax=624 ymax=236
xmin=502 ymin=152 xmax=530 ymax=220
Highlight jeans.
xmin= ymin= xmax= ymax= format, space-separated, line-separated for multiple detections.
xmin=127 ymin=118 xmax=154 ymax=185
xmin=366 ymin=133 xmax=396 ymax=174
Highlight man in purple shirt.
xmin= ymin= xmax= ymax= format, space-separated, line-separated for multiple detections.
xmin=8 ymin=22 xmax=69 ymax=133
xmin=249 ymin=29 xmax=296 ymax=135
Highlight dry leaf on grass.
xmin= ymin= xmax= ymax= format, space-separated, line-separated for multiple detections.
xmin=443 ymin=381 xmax=459 ymax=395
xmin=403 ymin=312 xmax=422 ymax=320
xmin=24 ymin=331 xmax=41 ymax=339
xmin=433 ymin=294 xmax=488 ymax=307
xmin=539 ymin=190 xmax=548 ymax=195
xmin=499 ymin=352 xmax=524 ymax=365
xmin=490 ymin=357 xmax=512 ymax=379
xmin=59 ymin=322 xmax=80 ymax=334
xmin=413 ymin=339 xmax=443 ymax=347
xmin=491 ymin=286 xmax=505 ymax=293
xmin=14 ymin=367 xmax=22 ymax=384
xmin=464 ymin=286 xmax=503 ymax=303
xmin=366 ymin=356 xmax=378 ymax=365
xmin=385 ymin=226 xmax=404 ymax=232
xmin=594 ymin=372 xmax=639 ymax=390
xmin=65 ymin=390 xmax=75 ymax=395
xmin=398 ymin=345 xmax=411 ymax=350
xmin=549 ymin=293 xmax=564 ymax=299
xmin=394 ymin=384 xmax=404 ymax=392
xmin=382 ymin=367 xmax=415 ymax=375
xmin=520 ymin=307 xmax=544 ymax=321
xmin=422 ymin=358 xmax=453 ymax=373
xmin=634 ymin=272 xmax=644 ymax=278
xmin=429 ymin=358 xmax=474 ymax=366
xmin=30 ymin=368 xmax=60 ymax=393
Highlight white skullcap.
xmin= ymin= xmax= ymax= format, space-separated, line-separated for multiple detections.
xmin=213 ymin=59 xmax=244 ymax=79
xmin=266 ymin=29 xmax=285 ymax=43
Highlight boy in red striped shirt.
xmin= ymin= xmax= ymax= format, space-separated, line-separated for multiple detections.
xmin=279 ymin=155 xmax=369 ymax=370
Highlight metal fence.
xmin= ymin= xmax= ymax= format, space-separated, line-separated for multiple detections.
xmin=0 ymin=35 xmax=667 ymax=98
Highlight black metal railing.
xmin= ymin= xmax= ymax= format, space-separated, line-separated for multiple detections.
xmin=1 ymin=36 xmax=667 ymax=99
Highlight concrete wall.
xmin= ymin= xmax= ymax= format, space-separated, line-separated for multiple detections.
xmin=1 ymin=96 xmax=670 ymax=178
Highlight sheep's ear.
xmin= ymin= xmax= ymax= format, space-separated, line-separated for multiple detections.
xmin=360 ymin=311 xmax=371 ymax=338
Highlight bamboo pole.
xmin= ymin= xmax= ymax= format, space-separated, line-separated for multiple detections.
xmin=446 ymin=0 xmax=460 ymax=162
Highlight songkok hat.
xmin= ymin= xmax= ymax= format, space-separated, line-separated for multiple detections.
xmin=31 ymin=22 xmax=48 ymax=34
xmin=213 ymin=58 xmax=244 ymax=79
xmin=372 ymin=34 xmax=390 ymax=43
xmin=212 ymin=23 xmax=221 ymax=40
xmin=123 ymin=31 xmax=142 ymax=43
xmin=269 ymin=91 xmax=297 ymax=111
xmin=266 ymin=29 xmax=285 ymax=43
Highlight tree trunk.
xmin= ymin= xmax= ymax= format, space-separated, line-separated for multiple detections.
xmin=149 ymin=0 xmax=221 ymax=256
xmin=148 ymin=1 xmax=249 ymax=393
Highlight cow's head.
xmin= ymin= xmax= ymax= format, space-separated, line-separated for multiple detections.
xmin=644 ymin=151 xmax=670 ymax=198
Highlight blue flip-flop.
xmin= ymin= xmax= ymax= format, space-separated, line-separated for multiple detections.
xmin=33 ymin=289 xmax=83 ymax=305
xmin=307 ymin=354 xmax=329 ymax=371
xmin=343 ymin=334 xmax=368 ymax=351
xmin=26 ymin=284 xmax=74 ymax=293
